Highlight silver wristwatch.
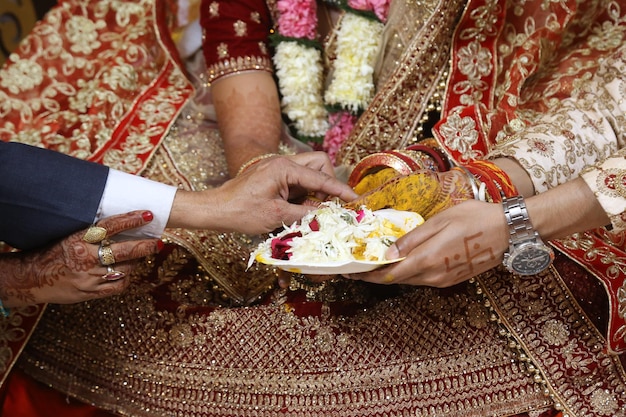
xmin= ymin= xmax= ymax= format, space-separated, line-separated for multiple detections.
xmin=502 ymin=196 xmax=554 ymax=275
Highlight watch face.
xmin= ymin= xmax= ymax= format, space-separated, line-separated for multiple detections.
xmin=507 ymin=243 xmax=554 ymax=276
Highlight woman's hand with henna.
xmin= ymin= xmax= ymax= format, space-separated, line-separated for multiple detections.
xmin=346 ymin=200 xmax=509 ymax=287
xmin=0 ymin=210 xmax=163 ymax=307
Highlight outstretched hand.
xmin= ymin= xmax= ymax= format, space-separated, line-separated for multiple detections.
xmin=227 ymin=152 xmax=358 ymax=233
xmin=180 ymin=152 xmax=358 ymax=235
xmin=345 ymin=200 xmax=510 ymax=287
xmin=0 ymin=211 xmax=163 ymax=307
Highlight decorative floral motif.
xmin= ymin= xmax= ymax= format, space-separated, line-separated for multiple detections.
xmin=0 ymin=59 xmax=44 ymax=93
xmin=590 ymin=388 xmax=619 ymax=415
xmin=541 ymin=319 xmax=569 ymax=346
xmin=65 ymin=16 xmax=105 ymax=54
xmin=437 ymin=114 xmax=480 ymax=161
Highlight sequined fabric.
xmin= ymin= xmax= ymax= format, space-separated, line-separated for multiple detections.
xmin=2 ymin=0 xmax=626 ymax=416
xmin=19 ymin=251 xmax=554 ymax=417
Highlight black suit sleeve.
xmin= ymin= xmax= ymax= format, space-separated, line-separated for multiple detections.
xmin=0 ymin=142 xmax=109 ymax=250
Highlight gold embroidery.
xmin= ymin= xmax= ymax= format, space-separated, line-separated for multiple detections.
xmin=540 ymin=319 xmax=570 ymax=346
xmin=206 ymin=55 xmax=273 ymax=84
xmin=217 ymin=42 xmax=229 ymax=59
xmin=250 ymin=11 xmax=261 ymax=24
xmin=478 ymin=265 xmax=626 ymax=416
xmin=209 ymin=1 xmax=219 ymax=17
xmin=336 ymin=0 xmax=464 ymax=166
xmin=19 ymin=278 xmax=553 ymax=417
xmin=233 ymin=20 xmax=247 ymax=37
xmin=599 ymin=168 xmax=626 ymax=199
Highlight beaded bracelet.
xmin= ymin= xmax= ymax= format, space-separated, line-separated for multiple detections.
xmin=236 ymin=153 xmax=279 ymax=177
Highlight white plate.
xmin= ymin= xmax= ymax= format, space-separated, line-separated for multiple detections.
xmin=253 ymin=208 xmax=420 ymax=275
xmin=256 ymin=255 xmax=405 ymax=275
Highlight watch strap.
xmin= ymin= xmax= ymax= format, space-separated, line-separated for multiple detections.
xmin=502 ymin=196 xmax=538 ymax=246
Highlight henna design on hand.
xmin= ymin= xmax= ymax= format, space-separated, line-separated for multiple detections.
xmin=444 ymin=231 xmax=497 ymax=279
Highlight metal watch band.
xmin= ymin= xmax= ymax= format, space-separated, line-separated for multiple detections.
xmin=502 ymin=196 xmax=537 ymax=244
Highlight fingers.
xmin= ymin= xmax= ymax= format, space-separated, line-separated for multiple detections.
xmin=289 ymin=165 xmax=358 ymax=202
xmin=105 ymin=238 xmax=163 ymax=264
xmin=95 ymin=210 xmax=154 ymax=239
xmin=289 ymin=151 xmax=337 ymax=177
xmin=91 ymin=238 xmax=162 ymax=285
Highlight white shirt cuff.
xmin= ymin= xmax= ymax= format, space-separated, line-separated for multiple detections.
xmin=95 ymin=169 xmax=177 ymax=239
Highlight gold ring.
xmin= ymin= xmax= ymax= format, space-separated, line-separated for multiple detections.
xmin=102 ymin=266 xmax=125 ymax=281
xmin=82 ymin=226 xmax=107 ymax=244
xmin=98 ymin=243 xmax=116 ymax=266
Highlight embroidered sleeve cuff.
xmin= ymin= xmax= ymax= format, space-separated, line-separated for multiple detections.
xmin=580 ymin=150 xmax=626 ymax=232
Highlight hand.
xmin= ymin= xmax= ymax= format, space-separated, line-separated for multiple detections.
xmin=169 ymin=152 xmax=359 ymax=235
xmin=346 ymin=200 xmax=509 ymax=287
xmin=0 ymin=211 xmax=163 ymax=307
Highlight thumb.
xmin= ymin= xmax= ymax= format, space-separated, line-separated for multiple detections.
xmin=385 ymin=243 xmax=400 ymax=260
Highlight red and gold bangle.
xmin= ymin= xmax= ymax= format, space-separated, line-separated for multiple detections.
xmin=463 ymin=164 xmax=502 ymax=202
xmin=236 ymin=153 xmax=278 ymax=177
xmin=405 ymin=143 xmax=451 ymax=172
xmin=468 ymin=159 xmax=517 ymax=197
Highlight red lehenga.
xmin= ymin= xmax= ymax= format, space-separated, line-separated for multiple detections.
xmin=0 ymin=0 xmax=625 ymax=416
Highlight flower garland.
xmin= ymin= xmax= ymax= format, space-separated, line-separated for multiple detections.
xmin=272 ymin=0 xmax=390 ymax=163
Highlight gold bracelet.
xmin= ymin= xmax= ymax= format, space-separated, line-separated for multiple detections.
xmin=236 ymin=153 xmax=279 ymax=177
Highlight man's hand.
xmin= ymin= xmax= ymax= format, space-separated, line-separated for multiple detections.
xmin=169 ymin=152 xmax=358 ymax=235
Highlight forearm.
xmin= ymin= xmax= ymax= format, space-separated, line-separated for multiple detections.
xmin=491 ymin=157 xmax=535 ymax=197
xmin=0 ymin=142 xmax=108 ymax=249
xmin=492 ymin=157 xmax=611 ymax=239
xmin=0 ymin=253 xmax=39 ymax=307
xmin=212 ymin=72 xmax=283 ymax=176
xmin=524 ymin=177 xmax=610 ymax=241
xmin=167 ymin=188 xmax=223 ymax=231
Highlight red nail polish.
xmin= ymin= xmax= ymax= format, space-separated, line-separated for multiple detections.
xmin=142 ymin=211 xmax=154 ymax=222
xmin=157 ymin=240 xmax=165 ymax=251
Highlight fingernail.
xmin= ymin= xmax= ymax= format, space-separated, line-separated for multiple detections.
xmin=142 ymin=211 xmax=154 ymax=222
xmin=386 ymin=244 xmax=400 ymax=260
xmin=157 ymin=240 xmax=165 ymax=251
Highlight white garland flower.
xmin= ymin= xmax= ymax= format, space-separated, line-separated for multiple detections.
xmin=273 ymin=41 xmax=329 ymax=137
xmin=324 ymin=14 xmax=384 ymax=112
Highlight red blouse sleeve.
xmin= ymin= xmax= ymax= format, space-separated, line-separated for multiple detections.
xmin=200 ymin=0 xmax=274 ymax=83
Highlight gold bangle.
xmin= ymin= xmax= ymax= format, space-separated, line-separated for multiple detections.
xmin=236 ymin=153 xmax=278 ymax=177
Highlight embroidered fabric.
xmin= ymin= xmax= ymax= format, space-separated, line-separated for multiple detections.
xmin=0 ymin=0 xmax=625 ymax=416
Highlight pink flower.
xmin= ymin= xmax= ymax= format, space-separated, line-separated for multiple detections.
xmin=323 ymin=111 xmax=357 ymax=164
xmin=347 ymin=0 xmax=390 ymax=22
xmin=276 ymin=0 xmax=318 ymax=39
xmin=348 ymin=0 xmax=370 ymax=11
xmin=271 ymin=232 xmax=302 ymax=260
xmin=356 ymin=210 xmax=366 ymax=223
xmin=371 ymin=0 xmax=390 ymax=22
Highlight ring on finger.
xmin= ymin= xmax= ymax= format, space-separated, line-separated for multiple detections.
xmin=98 ymin=242 xmax=116 ymax=266
xmin=83 ymin=225 xmax=107 ymax=244
xmin=102 ymin=265 xmax=125 ymax=281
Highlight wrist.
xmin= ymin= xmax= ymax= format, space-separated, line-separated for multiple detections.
xmin=236 ymin=153 xmax=279 ymax=177
xmin=502 ymin=195 xmax=554 ymax=275
xmin=169 ymin=189 xmax=219 ymax=230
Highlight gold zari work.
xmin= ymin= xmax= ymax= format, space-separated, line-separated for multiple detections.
xmin=20 ymin=263 xmax=554 ymax=417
